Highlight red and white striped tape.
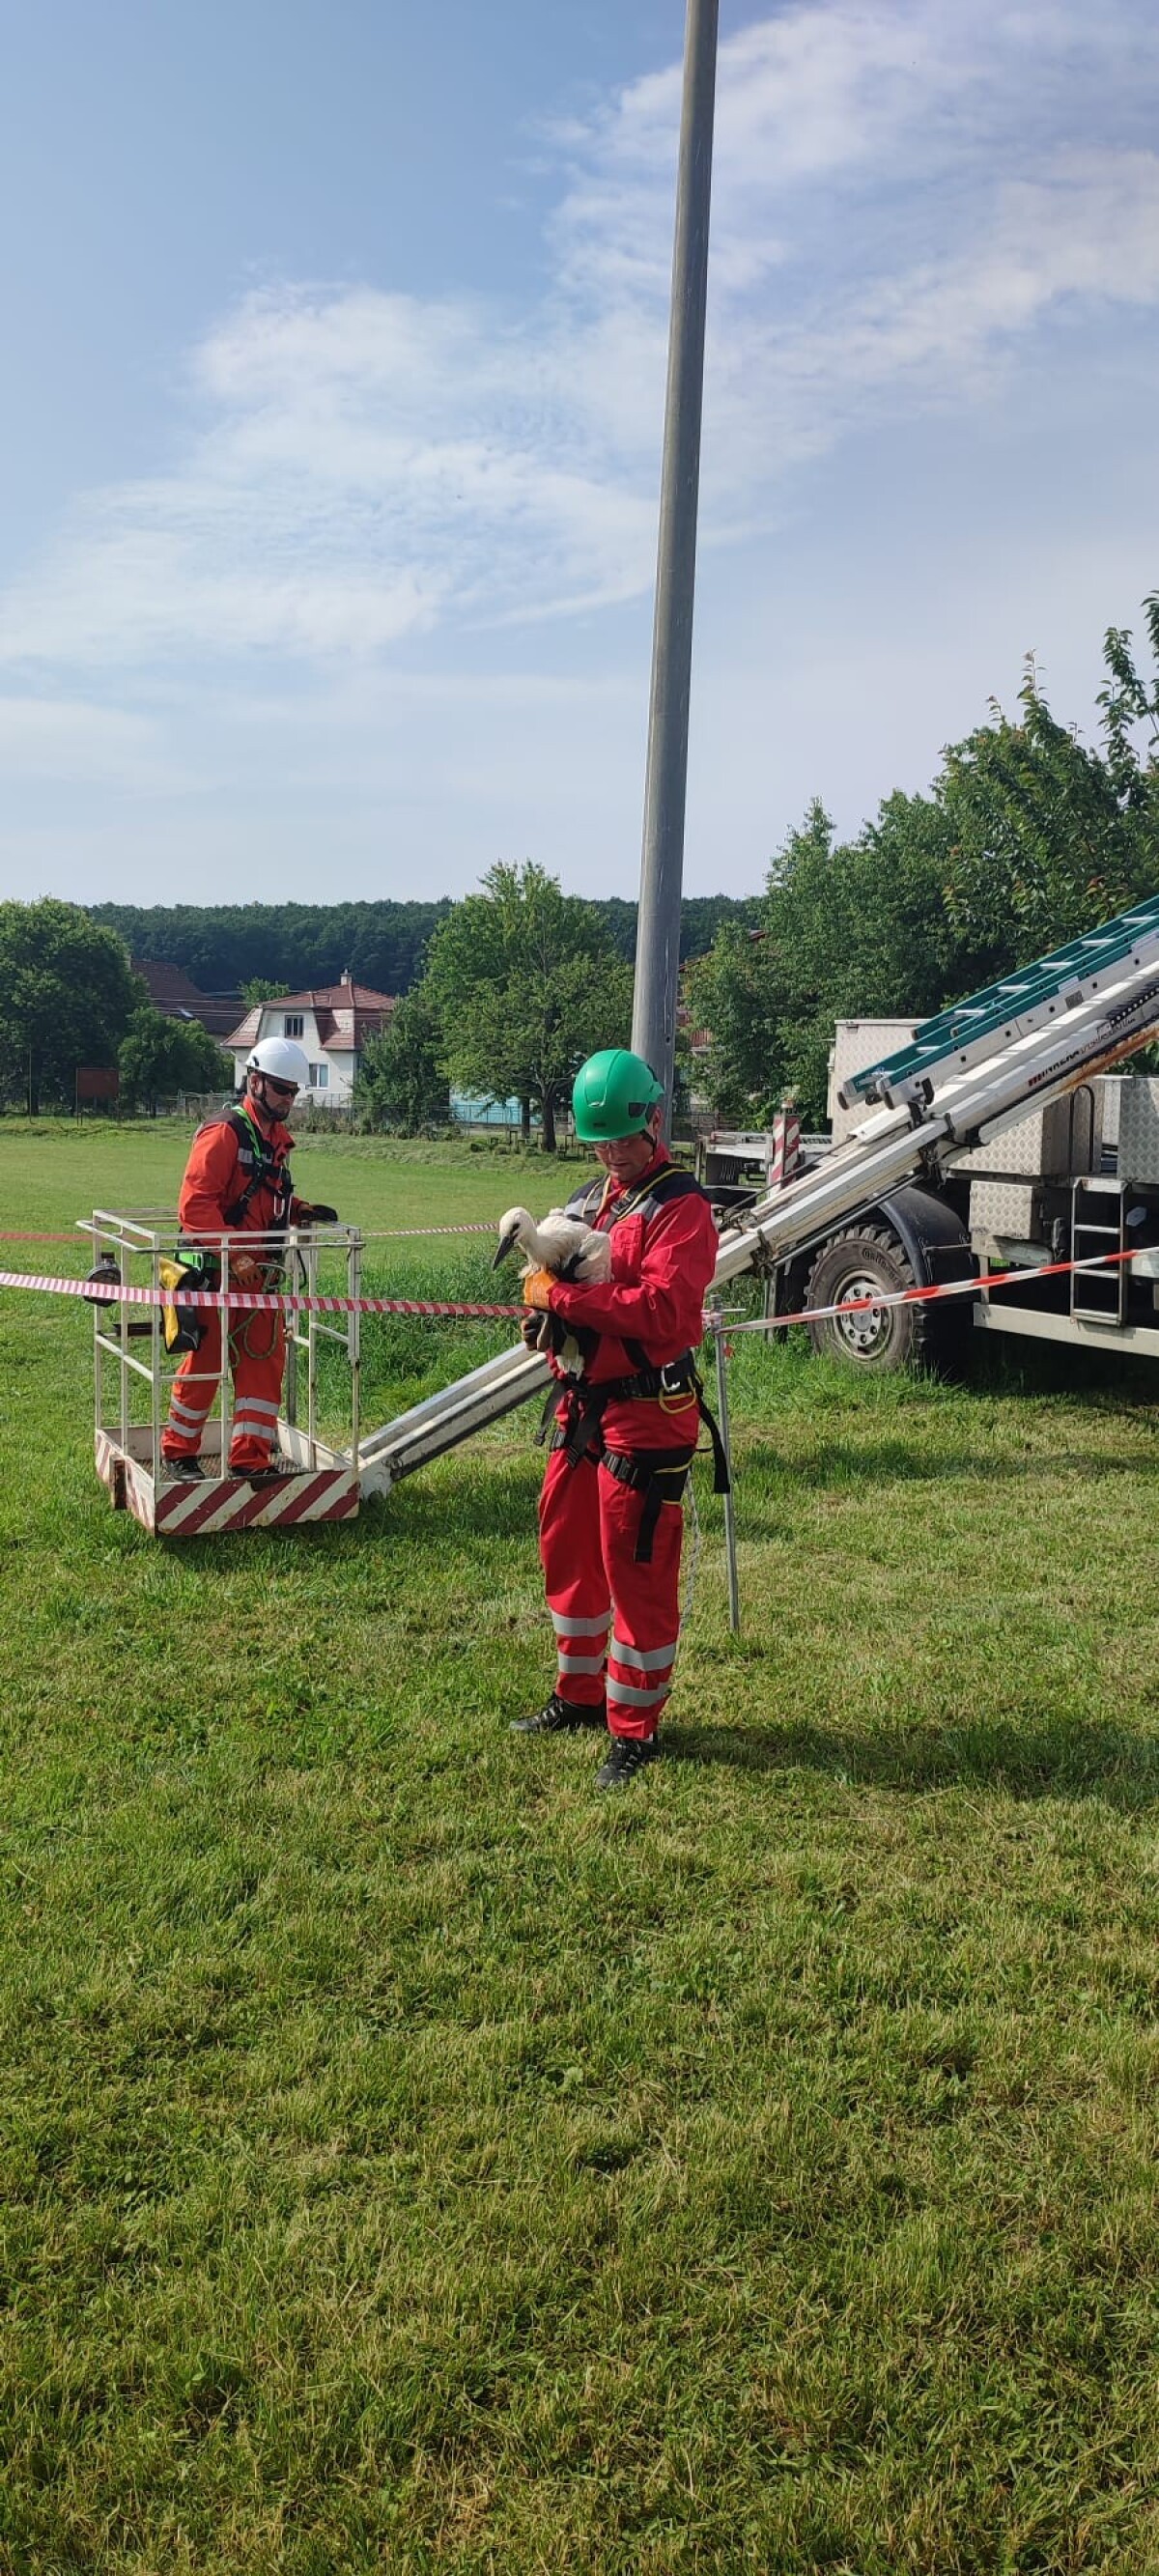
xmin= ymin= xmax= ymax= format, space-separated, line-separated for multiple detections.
xmin=716 ymin=1245 xmax=1138 ymax=1334
xmin=0 ymin=1270 xmax=525 ymax=1320
xmin=0 ymin=1246 xmax=1140 ymax=1332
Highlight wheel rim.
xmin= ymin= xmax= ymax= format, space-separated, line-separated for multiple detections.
xmin=829 ymin=1268 xmax=896 ymax=1358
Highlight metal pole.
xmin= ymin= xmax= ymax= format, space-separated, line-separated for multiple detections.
xmin=710 ymin=1311 xmax=740 ymax=1633
xmin=632 ymin=0 xmax=720 ymax=1122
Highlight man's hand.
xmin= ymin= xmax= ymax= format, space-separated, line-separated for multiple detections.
xmin=521 ymin=1266 xmax=555 ymax=1313
xmin=298 ymin=1203 xmax=339 ymax=1224
xmin=521 ymin=1309 xmax=570 ymax=1357
xmin=230 ymin=1253 xmax=265 ymax=1291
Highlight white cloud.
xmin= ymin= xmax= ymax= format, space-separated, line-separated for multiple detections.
xmin=0 ymin=0 xmax=1156 ymax=685
xmin=0 ymin=693 xmax=184 ymax=789
xmin=713 ymin=148 xmax=1159 ymax=461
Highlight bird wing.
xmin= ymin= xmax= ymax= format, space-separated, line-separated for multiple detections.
xmin=571 ymin=1231 xmax=613 ymax=1284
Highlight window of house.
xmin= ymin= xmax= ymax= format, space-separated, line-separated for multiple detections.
xmin=285 ymin=1014 xmax=304 ymax=1038
xmin=308 ymin=1062 xmax=328 ymax=1089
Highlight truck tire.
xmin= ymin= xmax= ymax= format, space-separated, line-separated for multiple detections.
xmin=805 ymin=1224 xmax=927 ymax=1373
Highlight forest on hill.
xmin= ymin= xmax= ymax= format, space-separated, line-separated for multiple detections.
xmin=86 ymin=894 xmax=760 ymax=997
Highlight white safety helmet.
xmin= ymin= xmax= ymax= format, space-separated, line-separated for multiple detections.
xmin=246 ymin=1035 xmax=309 ymax=1090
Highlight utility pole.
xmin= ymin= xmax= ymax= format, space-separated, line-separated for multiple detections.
xmin=631 ymin=0 xmax=719 ymax=1120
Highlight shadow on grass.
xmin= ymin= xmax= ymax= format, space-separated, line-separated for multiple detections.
xmin=664 ymin=1713 xmax=1159 ymax=1807
xmin=166 ymin=1431 xmax=1159 ymax=1570
xmin=164 ymin=1469 xmax=539 ymax=1566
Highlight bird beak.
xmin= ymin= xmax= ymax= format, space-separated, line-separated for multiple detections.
xmin=494 ymin=1225 xmax=521 ymax=1269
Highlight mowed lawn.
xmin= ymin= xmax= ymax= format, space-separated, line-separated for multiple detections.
xmin=1 ymin=1121 xmax=1159 ymax=2574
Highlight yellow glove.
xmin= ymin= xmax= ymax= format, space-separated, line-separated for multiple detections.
xmin=522 ymin=1266 xmax=555 ymax=1314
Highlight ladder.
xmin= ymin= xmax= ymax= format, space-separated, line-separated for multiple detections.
xmin=837 ymin=893 xmax=1159 ymax=1115
xmin=355 ymin=897 xmax=1159 ymax=1498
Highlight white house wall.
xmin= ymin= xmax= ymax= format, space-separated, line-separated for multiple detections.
xmin=232 ymin=1007 xmax=360 ymax=1108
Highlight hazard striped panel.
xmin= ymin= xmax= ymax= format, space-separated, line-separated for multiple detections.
xmin=96 ymin=1431 xmax=359 ymax=1537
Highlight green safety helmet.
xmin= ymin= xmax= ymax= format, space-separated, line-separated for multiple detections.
xmin=572 ymin=1048 xmax=664 ymax=1143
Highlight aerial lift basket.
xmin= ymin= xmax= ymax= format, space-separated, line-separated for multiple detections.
xmin=82 ymin=1207 xmax=363 ymax=1537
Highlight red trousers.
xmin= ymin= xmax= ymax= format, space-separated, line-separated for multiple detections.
xmin=161 ymin=1308 xmax=285 ymax=1471
xmin=538 ymin=1445 xmax=693 ymax=1740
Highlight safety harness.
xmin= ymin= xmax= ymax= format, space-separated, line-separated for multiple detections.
xmin=542 ymin=1162 xmax=730 ymax=1563
xmin=175 ymin=1104 xmax=297 ymax=1257
xmin=165 ymin=1105 xmax=296 ymax=1353
xmin=214 ymin=1103 xmax=296 ymax=1234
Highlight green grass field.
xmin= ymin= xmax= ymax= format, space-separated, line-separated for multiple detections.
xmin=2 ymin=1120 xmax=1158 ymax=2574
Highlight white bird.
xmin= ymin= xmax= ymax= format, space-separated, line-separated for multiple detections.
xmin=493 ymin=1205 xmax=612 ymax=1286
xmin=493 ymin=1204 xmax=611 ymax=1373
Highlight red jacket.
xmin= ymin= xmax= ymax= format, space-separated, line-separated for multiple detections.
xmin=178 ymin=1105 xmax=308 ymax=1249
xmin=547 ymin=1147 xmax=719 ymax=1453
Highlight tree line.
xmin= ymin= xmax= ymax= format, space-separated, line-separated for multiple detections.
xmin=0 ymin=886 xmax=753 ymax=1120
xmin=85 ymin=893 xmax=755 ymax=997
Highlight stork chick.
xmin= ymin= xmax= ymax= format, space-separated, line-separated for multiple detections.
xmin=493 ymin=1205 xmax=611 ymax=1372
xmin=493 ymin=1206 xmax=612 ymax=1286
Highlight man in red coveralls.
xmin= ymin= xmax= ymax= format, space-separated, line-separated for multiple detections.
xmin=511 ymin=1048 xmax=721 ymax=1792
xmin=160 ymin=1037 xmax=337 ymax=1482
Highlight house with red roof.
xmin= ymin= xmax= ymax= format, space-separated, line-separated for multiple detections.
xmin=132 ymin=959 xmax=243 ymax=1039
xmin=225 ymin=974 xmax=396 ymax=1108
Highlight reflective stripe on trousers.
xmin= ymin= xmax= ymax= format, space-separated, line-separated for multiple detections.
xmin=160 ymin=1309 xmax=286 ymax=1469
xmin=606 ymin=1631 xmax=678 ymax=1718
xmin=537 ymin=1447 xmax=689 ymax=1740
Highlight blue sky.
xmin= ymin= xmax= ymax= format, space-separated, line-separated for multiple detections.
xmin=1 ymin=0 xmax=1157 ymax=909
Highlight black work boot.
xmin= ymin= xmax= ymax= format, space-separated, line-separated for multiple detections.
xmin=168 ymin=1456 xmax=205 ymax=1481
xmin=595 ymin=1735 xmax=660 ymax=1792
xmin=511 ymin=1691 xmax=606 ymax=1736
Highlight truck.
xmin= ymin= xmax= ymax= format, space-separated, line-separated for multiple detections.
xmin=697 ymin=984 xmax=1159 ymax=1377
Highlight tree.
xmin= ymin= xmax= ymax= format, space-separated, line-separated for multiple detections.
xmin=0 ymin=900 xmax=144 ymax=1114
xmin=938 ymin=636 xmax=1159 ymax=964
xmin=357 ymin=992 xmax=449 ymax=1132
xmin=421 ymin=863 xmax=635 ymax=1150
xmin=689 ymin=600 xmax=1159 ymax=1127
xmin=685 ymin=922 xmax=789 ymax=1124
xmin=240 ymin=977 xmax=287 ymax=1006
xmin=118 ymin=1008 xmax=232 ymax=1116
